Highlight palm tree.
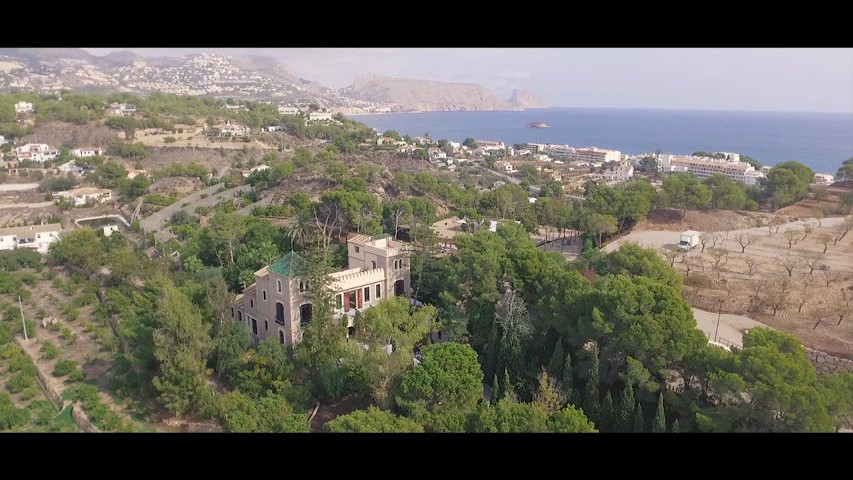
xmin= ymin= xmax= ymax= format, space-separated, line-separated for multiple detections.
xmin=288 ymin=213 xmax=312 ymax=249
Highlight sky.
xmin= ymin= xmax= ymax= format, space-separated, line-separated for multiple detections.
xmin=82 ymin=48 xmax=853 ymax=113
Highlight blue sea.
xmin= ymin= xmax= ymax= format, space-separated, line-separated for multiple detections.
xmin=350 ymin=108 xmax=853 ymax=174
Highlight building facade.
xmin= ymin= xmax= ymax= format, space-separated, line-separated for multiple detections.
xmin=71 ymin=147 xmax=103 ymax=158
xmin=658 ymin=153 xmax=765 ymax=185
xmin=231 ymin=234 xmax=411 ymax=347
xmin=14 ymin=144 xmax=59 ymax=162
xmin=0 ymin=223 xmax=62 ymax=253
xmin=14 ymin=102 xmax=33 ymax=114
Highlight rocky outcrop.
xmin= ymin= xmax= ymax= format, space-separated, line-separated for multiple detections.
xmin=342 ymin=73 xmax=520 ymax=112
xmin=507 ymin=88 xmax=546 ymax=109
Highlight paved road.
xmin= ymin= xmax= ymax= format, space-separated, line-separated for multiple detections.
xmin=691 ymin=307 xmax=768 ymax=348
xmin=0 ymin=183 xmax=39 ymax=192
xmin=0 ymin=201 xmax=53 ymax=209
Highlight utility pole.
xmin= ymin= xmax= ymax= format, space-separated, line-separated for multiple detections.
xmin=714 ymin=299 xmax=724 ymax=342
xmin=19 ymin=296 xmax=28 ymax=342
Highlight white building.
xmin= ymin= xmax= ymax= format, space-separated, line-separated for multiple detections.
xmin=108 ymin=102 xmax=136 ymax=116
xmin=215 ymin=121 xmax=249 ymax=137
xmin=307 ymin=112 xmax=333 ymax=123
xmin=71 ymin=147 xmax=103 ymax=158
xmin=547 ymin=144 xmax=574 ymax=158
xmin=57 ymin=161 xmax=84 ymax=175
xmin=428 ymin=148 xmax=447 ymax=161
xmin=231 ymin=235 xmax=411 ymax=347
xmin=243 ymin=164 xmax=271 ymax=178
xmin=14 ymin=144 xmax=59 ymax=163
xmin=659 ymin=153 xmax=764 ymax=185
xmin=574 ymin=147 xmax=622 ymax=163
xmin=494 ymin=160 xmax=516 ymax=173
xmin=278 ymin=106 xmax=300 ymax=115
xmin=813 ymin=173 xmax=835 ymax=185
xmin=14 ymin=101 xmax=34 ymax=114
xmin=266 ymin=125 xmax=285 ymax=132
xmin=103 ymin=225 xmax=119 ymax=237
xmin=0 ymin=223 xmax=61 ymax=254
xmin=0 ymin=135 xmax=7 ymax=146
xmin=615 ymin=161 xmax=634 ymax=182
xmin=52 ymin=187 xmax=112 ymax=207
xmin=534 ymin=154 xmax=552 ymax=162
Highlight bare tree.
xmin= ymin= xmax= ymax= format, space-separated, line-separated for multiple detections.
xmin=763 ymin=279 xmax=790 ymax=316
xmin=773 ymin=220 xmax=783 ymax=234
xmin=736 ymin=233 xmax=757 ymax=253
xmin=682 ymin=253 xmax=696 ymax=277
xmin=767 ymin=220 xmax=775 ymax=237
xmin=814 ymin=209 xmax=824 ymax=227
xmin=801 ymin=222 xmax=814 ymax=241
xmin=781 ymin=254 xmax=800 ymax=277
xmin=699 ymin=232 xmax=715 ymax=253
xmin=741 ymin=256 xmax=764 ymax=278
xmin=796 ymin=276 xmax=816 ymax=312
xmin=821 ymin=267 xmax=841 ymax=287
xmin=747 ymin=278 xmax=766 ymax=307
xmin=783 ymin=229 xmax=800 ymax=249
xmin=833 ymin=216 xmax=853 ymax=245
xmin=818 ymin=233 xmax=833 ymax=254
xmin=709 ymin=232 xmax=721 ymax=250
xmin=660 ymin=247 xmax=680 ymax=268
xmin=836 ymin=303 xmax=852 ymax=326
xmin=803 ymin=252 xmax=823 ymax=275
xmin=709 ymin=248 xmax=727 ymax=279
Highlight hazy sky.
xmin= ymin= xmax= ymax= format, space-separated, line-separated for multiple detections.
xmin=82 ymin=48 xmax=853 ymax=113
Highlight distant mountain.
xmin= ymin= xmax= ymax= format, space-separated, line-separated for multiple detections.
xmin=0 ymin=49 xmax=547 ymax=113
xmin=341 ymin=73 xmax=529 ymax=112
xmin=508 ymin=88 xmax=546 ymax=109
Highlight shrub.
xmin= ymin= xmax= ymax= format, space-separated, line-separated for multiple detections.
xmin=40 ymin=341 xmax=59 ymax=360
xmin=66 ymin=369 xmax=86 ymax=383
xmin=18 ymin=386 xmax=39 ymax=401
xmin=163 ymin=136 xmax=177 ymax=144
xmin=16 ymin=273 xmax=37 ymax=286
xmin=0 ymin=324 xmax=11 ymax=345
xmin=60 ymin=328 xmax=77 ymax=345
xmin=53 ymin=359 xmax=77 ymax=377
xmin=0 ymin=393 xmax=29 ymax=430
xmin=63 ymin=305 xmax=79 ymax=322
xmin=7 ymin=372 xmax=35 ymax=393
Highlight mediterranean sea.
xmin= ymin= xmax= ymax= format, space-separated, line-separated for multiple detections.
xmin=349 ymin=108 xmax=853 ymax=174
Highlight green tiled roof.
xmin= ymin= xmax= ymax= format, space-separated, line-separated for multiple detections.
xmin=268 ymin=251 xmax=305 ymax=277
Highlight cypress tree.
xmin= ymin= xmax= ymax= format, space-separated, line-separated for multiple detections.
xmin=652 ymin=392 xmax=666 ymax=433
xmin=600 ymin=391 xmax=615 ymax=432
xmin=547 ymin=338 xmax=564 ymax=379
xmin=562 ymin=352 xmax=574 ymax=404
xmin=618 ymin=383 xmax=635 ymax=432
xmin=583 ymin=350 xmax=600 ymax=421
xmin=671 ymin=418 xmax=680 ymax=433
xmin=502 ymin=367 xmax=515 ymax=401
xmin=634 ymin=403 xmax=644 ymax=432
xmin=491 ymin=373 xmax=501 ymax=405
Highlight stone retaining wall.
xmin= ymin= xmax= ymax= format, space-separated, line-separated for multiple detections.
xmin=71 ymin=401 xmax=100 ymax=433
xmin=806 ymin=348 xmax=853 ymax=374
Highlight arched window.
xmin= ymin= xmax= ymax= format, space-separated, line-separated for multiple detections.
xmin=279 ymin=330 xmax=285 ymax=344
xmin=299 ymin=281 xmax=304 ymax=292
xmin=277 ymin=280 xmax=282 ymax=293
xmin=262 ymin=290 xmax=267 ymax=301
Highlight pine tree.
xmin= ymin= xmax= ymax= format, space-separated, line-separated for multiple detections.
xmin=671 ymin=418 xmax=680 ymax=433
xmin=600 ymin=391 xmax=614 ymax=432
xmin=634 ymin=403 xmax=644 ymax=432
xmin=618 ymin=383 xmax=635 ymax=432
xmin=562 ymin=352 xmax=574 ymax=404
xmin=491 ymin=373 xmax=501 ymax=405
xmin=547 ymin=338 xmax=564 ymax=378
xmin=652 ymin=392 xmax=666 ymax=433
xmin=502 ymin=367 xmax=515 ymax=401
xmin=583 ymin=349 xmax=600 ymax=421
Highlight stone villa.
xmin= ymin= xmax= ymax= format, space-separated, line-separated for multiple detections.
xmin=231 ymin=234 xmax=411 ymax=347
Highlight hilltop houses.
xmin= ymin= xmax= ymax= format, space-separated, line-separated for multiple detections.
xmin=307 ymin=112 xmax=333 ymax=123
xmin=231 ymin=234 xmax=411 ymax=347
xmin=14 ymin=144 xmax=59 ymax=163
xmin=0 ymin=223 xmax=62 ymax=253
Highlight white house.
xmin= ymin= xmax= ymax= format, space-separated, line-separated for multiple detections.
xmin=266 ymin=125 xmax=285 ymax=132
xmin=14 ymin=101 xmax=34 ymax=114
xmin=243 ymin=164 xmax=271 ymax=178
xmin=57 ymin=161 xmax=84 ymax=175
xmin=52 ymin=187 xmax=112 ymax=207
xmin=307 ymin=112 xmax=333 ymax=123
xmin=814 ymin=173 xmax=835 ymax=185
xmin=14 ymin=144 xmax=59 ymax=163
xmin=278 ymin=106 xmax=300 ymax=115
xmin=107 ymin=102 xmax=136 ymax=116
xmin=0 ymin=223 xmax=62 ymax=253
xmin=615 ymin=161 xmax=634 ymax=182
xmin=71 ymin=147 xmax=103 ymax=158
xmin=0 ymin=135 xmax=7 ymax=146
xmin=215 ymin=121 xmax=249 ymax=137
xmin=494 ymin=160 xmax=516 ymax=173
